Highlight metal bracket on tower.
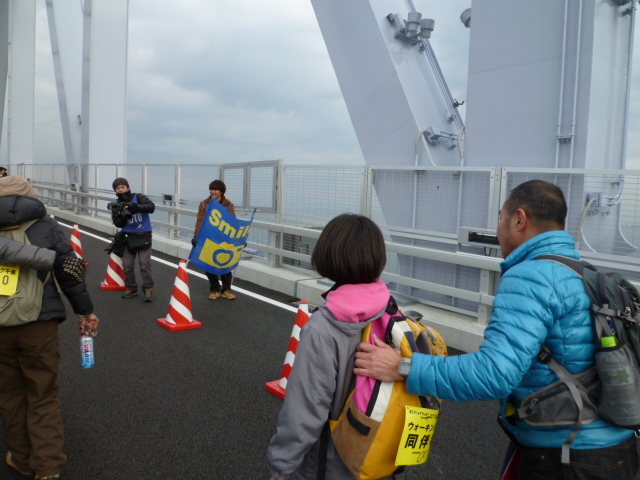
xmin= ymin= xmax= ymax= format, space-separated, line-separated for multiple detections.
xmin=424 ymin=126 xmax=457 ymax=147
xmin=387 ymin=12 xmax=435 ymax=47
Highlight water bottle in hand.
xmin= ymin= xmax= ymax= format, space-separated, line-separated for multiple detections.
xmin=80 ymin=335 xmax=95 ymax=368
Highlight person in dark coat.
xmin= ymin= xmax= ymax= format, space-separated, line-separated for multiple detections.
xmin=110 ymin=177 xmax=155 ymax=302
xmin=0 ymin=176 xmax=100 ymax=480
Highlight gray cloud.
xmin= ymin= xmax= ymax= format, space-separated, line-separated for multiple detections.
xmin=125 ymin=0 xmax=360 ymax=164
xmin=3 ymin=1 xmax=639 ymax=170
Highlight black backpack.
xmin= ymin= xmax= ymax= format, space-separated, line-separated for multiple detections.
xmin=516 ymin=255 xmax=640 ymax=465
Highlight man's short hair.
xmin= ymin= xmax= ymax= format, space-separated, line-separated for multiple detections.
xmin=504 ymin=180 xmax=567 ymax=229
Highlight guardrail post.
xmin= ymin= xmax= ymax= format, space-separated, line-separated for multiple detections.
xmin=66 ymin=165 xmax=75 ymax=212
xmin=142 ymin=164 xmax=148 ymax=194
xmin=92 ymin=165 xmax=98 ymax=217
xmin=477 ymin=268 xmax=495 ymax=326
xmin=270 ymin=161 xmax=285 ymax=268
xmin=74 ymin=165 xmax=82 ymax=214
xmin=361 ymin=165 xmax=372 ymax=217
xmin=170 ymin=165 xmax=181 ymax=239
xmin=477 ymin=167 xmax=503 ymax=326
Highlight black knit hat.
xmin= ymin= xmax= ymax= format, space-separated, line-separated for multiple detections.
xmin=209 ymin=179 xmax=226 ymax=195
xmin=112 ymin=177 xmax=129 ymax=191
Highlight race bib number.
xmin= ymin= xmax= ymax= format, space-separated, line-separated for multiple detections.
xmin=0 ymin=265 xmax=20 ymax=296
xmin=395 ymin=405 xmax=440 ymax=466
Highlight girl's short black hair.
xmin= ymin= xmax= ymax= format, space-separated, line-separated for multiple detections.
xmin=209 ymin=180 xmax=226 ymax=194
xmin=311 ymin=214 xmax=386 ymax=285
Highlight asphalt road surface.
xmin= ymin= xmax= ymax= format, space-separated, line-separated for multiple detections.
xmin=1 ymin=220 xmax=509 ymax=480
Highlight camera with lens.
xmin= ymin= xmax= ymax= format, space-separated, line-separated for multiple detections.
xmin=107 ymin=201 xmax=134 ymax=222
xmin=104 ymin=231 xmax=126 ymax=256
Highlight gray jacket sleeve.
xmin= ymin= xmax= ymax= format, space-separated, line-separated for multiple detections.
xmin=267 ymin=321 xmax=337 ymax=479
xmin=0 ymin=236 xmax=56 ymax=271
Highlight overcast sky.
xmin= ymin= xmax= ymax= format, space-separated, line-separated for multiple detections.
xmin=3 ymin=1 xmax=639 ymax=168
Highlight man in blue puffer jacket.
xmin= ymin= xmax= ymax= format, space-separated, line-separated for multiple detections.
xmin=355 ymin=180 xmax=637 ymax=479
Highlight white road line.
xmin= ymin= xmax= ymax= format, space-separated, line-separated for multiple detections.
xmin=58 ymin=221 xmax=299 ymax=313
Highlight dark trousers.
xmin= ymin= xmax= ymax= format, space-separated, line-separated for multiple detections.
xmin=0 ymin=321 xmax=66 ymax=477
xmin=515 ymin=435 xmax=638 ymax=480
xmin=205 ymin=271 xmax=233 ymax=292
xmin=122 ymin=245 xmax=153 ymax=291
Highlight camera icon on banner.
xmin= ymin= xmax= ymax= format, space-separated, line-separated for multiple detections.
xmin=199 ymin=239 xmax=244 ymax=269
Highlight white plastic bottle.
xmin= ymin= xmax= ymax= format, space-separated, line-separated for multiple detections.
xmin=80 ymin=335 xmax=95 ymax=368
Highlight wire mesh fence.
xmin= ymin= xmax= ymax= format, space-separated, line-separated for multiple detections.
xmin=17 ymin=162 xmax=640 ymax=319
xmin=504 ymin=168 xmax=640 ymax=282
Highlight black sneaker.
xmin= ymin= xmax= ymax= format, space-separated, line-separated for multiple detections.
xmin=122 ymin=290 xmax=138 ymax=299
xmin=143 ymin=288 xmax=154 ymax=302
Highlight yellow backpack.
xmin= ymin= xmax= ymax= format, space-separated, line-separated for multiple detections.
xmin=330 ymin=300 xmax=448 ymax=480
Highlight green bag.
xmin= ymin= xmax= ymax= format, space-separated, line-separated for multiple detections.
xmin=0 ymin=219 xmax=48 ymax=327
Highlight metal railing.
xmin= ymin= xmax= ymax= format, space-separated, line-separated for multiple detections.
xmin=14 ymin=162 xmax=640 ymax=326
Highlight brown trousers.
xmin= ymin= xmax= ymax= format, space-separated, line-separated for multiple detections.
xmin=0 ymin=320 xmax=66 ymax=476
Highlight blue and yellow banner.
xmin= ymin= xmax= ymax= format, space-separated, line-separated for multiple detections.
xmin=188 ymin=199 xmax=254 ymax=275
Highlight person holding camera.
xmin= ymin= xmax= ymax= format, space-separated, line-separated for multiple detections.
xmin=110 ymin=178 xmax=155 ymax=302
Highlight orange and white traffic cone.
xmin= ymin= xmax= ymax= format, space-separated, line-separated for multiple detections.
xmin=71 ymin=224 xmax=89 ymax=267
xmin=101 ymin=253 xmax=127 ymax=291
xmin=265 ymin=301 xmax=310 ymax=399
xmin=157 ymin=260 xmax=202 ymax=331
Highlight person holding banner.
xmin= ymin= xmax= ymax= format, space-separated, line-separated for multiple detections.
xmin=192 ymin=180 xmax=238 ymax=300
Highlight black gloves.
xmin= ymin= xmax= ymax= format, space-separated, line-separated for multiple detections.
xmin=54 ymin=254 xmax=87 ymax=283
xmin=191 ymin=236 xmax=197 ymax=247
xmin=127 ymin=203 xmax=140 ymax=213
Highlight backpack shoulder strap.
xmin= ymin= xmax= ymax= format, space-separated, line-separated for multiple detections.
xmin=535 ymin=346 xmax=588 ymax=464
xmin=533 ymin=255 xmax=596 ymax=464
xmin=535 ymin=254 xmax=586 ymax=277
xmin=0 ymin=218 xmax=40 ymax=238
xmin=361 ymin=321 xmax=374 ymax=342
xmin=537 ymin=255 xmax=614 ymax=337
xmin=361 ymin=296 xmax=401 ymax=344
xmin=316 ymin=421 xmax=330 ymax=480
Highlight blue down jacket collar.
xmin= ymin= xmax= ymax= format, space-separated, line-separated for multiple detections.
xmin=500 ymin=230 xmax=579 ymax=274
